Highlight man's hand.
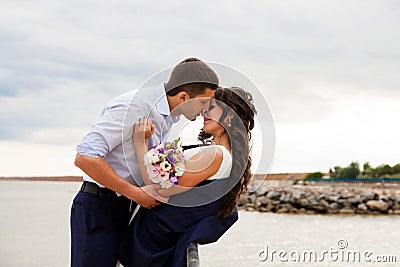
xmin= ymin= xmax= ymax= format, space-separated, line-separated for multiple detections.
xmin=139 ymin=184 xmax=169 ymax=207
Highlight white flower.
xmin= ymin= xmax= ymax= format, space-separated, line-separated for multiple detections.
xmin=147 ymin=166 xmax=161 ymax=183
xmin=156 ymin=144 xmax=164 ymax=150
xmin=145 ymin=150 xmax=159 ymax=165
xmin=160 ymin=161 xmax=172 ymax=171
xmin=175 ymin=164 xmax=185 ymax=177
xmin=144 ymin=138 xmax=186 ymax=188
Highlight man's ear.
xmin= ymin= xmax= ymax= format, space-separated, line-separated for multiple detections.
xmin=177 ymin=91 xmax=190 ymax=103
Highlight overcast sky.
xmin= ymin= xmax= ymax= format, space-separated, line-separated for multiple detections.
xmin=1 ymin=0 xmax=399 ymax=176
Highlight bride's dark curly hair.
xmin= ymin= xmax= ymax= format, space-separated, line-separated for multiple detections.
xmin=198 ymin=87 xmax=256 ymax=217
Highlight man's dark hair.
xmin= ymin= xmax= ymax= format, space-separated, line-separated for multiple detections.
xmin=165 ymin=57 xmax=219 ymax=98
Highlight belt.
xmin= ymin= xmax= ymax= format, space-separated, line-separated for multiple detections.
xmin=80 ymin=181 xmax=118 ymax=199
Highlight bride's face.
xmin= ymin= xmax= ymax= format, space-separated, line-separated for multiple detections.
xmin=201 ymin=99 xmax=225 ymax=135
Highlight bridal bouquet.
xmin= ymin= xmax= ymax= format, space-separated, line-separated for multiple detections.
xmin=144 ymin=138 xmax=186 ymax=189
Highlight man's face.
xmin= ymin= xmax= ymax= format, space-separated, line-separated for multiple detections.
xmin=180 ymin=88 xmax=215 ymax=121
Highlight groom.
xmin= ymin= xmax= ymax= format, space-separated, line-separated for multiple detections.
xmin=70 ymin=58 xmax=219 ymax=267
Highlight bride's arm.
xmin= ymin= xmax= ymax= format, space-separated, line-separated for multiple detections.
xmin=156 ymin=147 xmax=223 ymax=197
xmin=133 ymin=118 xmax=155 ymax=185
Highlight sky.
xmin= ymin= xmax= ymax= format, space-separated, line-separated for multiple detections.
xmin=1 ymin=0 xmax=399 ymax=176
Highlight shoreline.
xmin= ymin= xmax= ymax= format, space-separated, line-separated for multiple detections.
xmin=3 ymin=176 xmax=400 ymax=216
xmin=0 ymin=176 xmax=82 ymax=182
xmin=240 ymin=184 xmax=400 ymax=216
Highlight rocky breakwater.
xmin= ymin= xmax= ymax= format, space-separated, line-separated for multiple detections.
xmin=238 ymin=186 xmax=400 ymax=215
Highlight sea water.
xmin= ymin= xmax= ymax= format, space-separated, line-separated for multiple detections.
xmin=0 ymin=181 xmax=399 ymax=267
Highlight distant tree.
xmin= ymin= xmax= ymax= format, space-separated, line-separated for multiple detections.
xmin=305 ymin=172 xmax=323 ymax=179
xmin=339 ymin=162 xmax=360 ymax=178
xmin=329 ymin=162 xmax=360 ymax=178
xmin=362 ymin=162 xmax=373 ymax=177
xmin=330 ymin=162 xmax=400 ymax=178
xmin=372 ymin=164 xmax=392 ymax=177
xmin=329 ymin=166 xmax=342 ymax=178
xmin=392 ymin=164 xmax=400 ymax=175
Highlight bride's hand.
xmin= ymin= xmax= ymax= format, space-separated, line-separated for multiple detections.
xmin=134 ymin=118 xmax=155 ymax=142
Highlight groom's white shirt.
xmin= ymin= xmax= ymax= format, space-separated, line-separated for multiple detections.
xmin=76 ymin=85 xmax=180 ymax=187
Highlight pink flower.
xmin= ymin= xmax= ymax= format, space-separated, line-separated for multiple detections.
xmin=153 ymin=165 xmax=162 ymax=173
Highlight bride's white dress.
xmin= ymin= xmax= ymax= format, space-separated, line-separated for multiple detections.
xmin=119 ymin=144 xmax=238 ymax=267
xmin=182 ymin=144 xmax=232 ymax=180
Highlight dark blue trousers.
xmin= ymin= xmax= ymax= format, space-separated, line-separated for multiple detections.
xmin=119 ymin=200 xmax=238 ymax=267
xmin=70 ymin=191 xmax=134 ymax=267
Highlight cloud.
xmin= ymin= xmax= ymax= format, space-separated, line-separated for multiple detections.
xmin=0 ymin=0 xmax=399 ymax=175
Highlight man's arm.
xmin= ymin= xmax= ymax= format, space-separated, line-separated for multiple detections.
xmin=74 ymin=154 xmax=159 ymax=208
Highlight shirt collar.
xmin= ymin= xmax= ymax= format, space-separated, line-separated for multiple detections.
xmin=155 ymin=84 xmax=180 ymax=123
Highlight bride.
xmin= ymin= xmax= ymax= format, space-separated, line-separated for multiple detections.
xmin=119 ymin=87 xmax=256 ymax=267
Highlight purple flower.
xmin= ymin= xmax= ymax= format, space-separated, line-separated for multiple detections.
xmin=158 ymin=148 xmax=164 ymax=154
xmin=166 ymin=154 xmax=175 ymax=165
xmin=170 ymin=176 xmax=179 ymax=185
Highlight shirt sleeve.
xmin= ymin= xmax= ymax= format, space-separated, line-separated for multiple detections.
xmin=76 ymin=102 xmax=145 ymax=158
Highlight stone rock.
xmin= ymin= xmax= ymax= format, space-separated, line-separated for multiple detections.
xmin=254 ymin=186 xmax=268 ymax=197
xmin=316 ymin=193 xmax=326 ymax=201
xmin=356 ymin=203 xmax=368 ymax=214
xmin=258 ymin=196 xmax=271 ymax=206
xmin=266 ymin=191 xmax=281 ymax=200
xmin=341 ymin=192 xmax=355 ymax=199
xmin=357 ymin=203 xmax=368 ymax=211
xmin=255 ymin=187 xmax=268 ymax=196
xmin=280 ymin=193 xmax=292 ymax=203
xmin=305 ymin=192 xmax=314 ymax=198
xmin=319 ymin=199 xmax=330 ymax=208
xmin=380 ymin=195 xmax=389 ymax=202
xmin=328 ymin=209 xmax=339 ymax=214
xmin=313 ymin=205 xmax=327 ymax=213
xmin=281 ymin=203 xmax=293 ymax=210
xmin=307 ymin=196 xmax=319 ymax=206
xmin=245 ymin=203 xmax=255 ymax=208
xmin=238 ymin=195 xmax=249 ymax=206
xmin=276 ymin=207 xmax=289 ymax=214
xmin=248 ymin=194 xmax=257 ymax=203
xmin=291 ymin=190 xmax=303 ymax=202
xmin=258 ymin=207 xmax=270 ymax=213
xmin=360 ymin=192 xmax=375 ymax=202
xmin=394 ymin=210 xmax=400 ymax=215
xmin=327 ymin=194 xmax=340 ymax=203
xmin=299 ymin=198 xmax=309 ymax=208
xmin=337 ymin=199 xmax=350 ymax=208
xmin=366 ymin=200 xmax=390 ymax=212
xmin=272 ymin=200 xmax=281 ymax=206
xmin=246 ymin=207 xmax=256 ymax=212
xmin=298 ymin=208 xmax=306 ymax=213
xmin=347 ymin=197 xmax=362 ymax=205
xmin=339 ymin=208 xmax=355 ymax=215
xmin=329 ymin=202 xmax=339 ymax=210
xmin=392 ymin=202 xmax=400 ymax=211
